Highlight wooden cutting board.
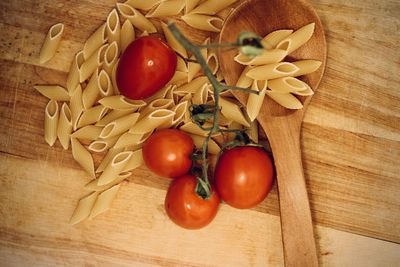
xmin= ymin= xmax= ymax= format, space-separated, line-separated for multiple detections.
xmin=0 ymin=0 xmax=399 ymax=266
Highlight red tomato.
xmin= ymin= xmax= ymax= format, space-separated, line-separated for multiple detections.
xmin=214 ymin=146 xmax=274 ymax=209
xmin=143 ymin=129 xmax=194 ymax=178
xmin=165 ymin=175 xmax=220 ymax=229
xmin=116 ymin=36 xmax=177 ymax=100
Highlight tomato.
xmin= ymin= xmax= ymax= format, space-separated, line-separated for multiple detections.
xmin=116 ymin=36 xmax=177 ymax=100
xmin=165 ymin=175 xmax=220 ymax=229
xmin=143 ymin=129 xmax=194 ymax=178
xmin=214 ymin=146 xmax=274 ymax=209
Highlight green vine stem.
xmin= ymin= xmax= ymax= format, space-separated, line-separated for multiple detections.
xmin=168 ymin=23 xmax=261 ymax=199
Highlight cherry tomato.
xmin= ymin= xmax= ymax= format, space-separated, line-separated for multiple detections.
xmin=165 ymin=175 xmax=220 ymax=229
xmin=116 ymin=36 xmax=177 ymax=100
xmin=214 ymin=146 xmax=274 ymax=209
xmin=142 ymin=129 xmax=194 ymax=178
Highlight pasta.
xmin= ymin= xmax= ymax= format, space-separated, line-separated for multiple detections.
xmin=120 ymin=20 xmax=135 ymax=53
xmin=122 ymin=149 xmax=144 ymax=172
xmin=69 ymin=192 xmax=99 ymax=225
xmin=77 ymin=105 xmax=109 ymax=129
xmin=85 ymin=171 xmax=131 ymax=191
xmin=248 ymin=120 xmax=259 ymax=143
xmin=140 ymin=99 xmax=174 ymax=118
xmin=70 ymin=85 xmax=84 ymax=131
xmin=291 ymin=60 xmax=322 ymax=77
xmin=98 ymin=70 xmax=114 ymax=97
xmin=146 ymin=0 xmax=185 ymax=18
xmin=99 ymin=95 xmax=145 ymax=110
xmin=111 ymin=59 xmax=120 ymax=95
xmin=236 ymin=66 xmax=254 ymax=88
xmin=266 ymin=90 xmax=303 ymax=109
xmin=185 ymin=0 xmax=201 ymax=13
xmin=246 ymin=80 xmax=267 ymax=122
xmin=188 ymin=38 xmax=209 ymax=82
xmin=80 ymin=43 xmax=108 ymax=82
xmin=190 ymin=134 xmax=221 ymax=154
xmin=175 ymin=76 xmax=208 ymax=94
xmin=106 ymin=9 xmax=121 ymax=49
xmin=100 ymin=112 xmax=140 ymax=139
xmin=129 ymin=109 xmax=175 ymax=134
xmin=44 ymin=100 xmax=59 ymax=146
xmin=168 ymin=71 xmax=189 ymax=85
xmin=246 ymin=62 xmax=299 ymax=80
xmin=71 ymin=138 xmax=95 ymax=177
xmin=97 ymin=151 xmax=133 ymax=185
xmin=124 ymin=0 xmax=161 ymax=11
xmin=39 ymin=23 xmax=64 ymax=64
xmin=180 ymin=121 xmax=214 ymax=137
xmin=276 ymin=23 xmax=315 ymax=54
xmin=268 ymin=77 xmax=309 ymax=93
xmin=117 ymin=3 xmax=157 ymax=33
xmin=219 ymin=97 xmax=250 ymax=127
xmin=139 ymin=30 xmax=149 ymax=37
xmin=234 ymin=49 xmax=287 ymax=65
xmin=103 ymin=42 xmax=119 ymax=77
xmin=95 ymin=109 xmax=134 ymax=126
xmin=181 ymin=14 xmax=224 ymax=33
xmin=96 ymin=147 xmax=124 ymax=173
xmin=34 ymin=85 xmax=70 ymax=101
xmin=261 ymin=29 xmax=293 ymax=49
xmin=88 ymin=135 xmax=119 ymax=153
xmin=57 ymin=103 xmax=72 ymax=149
xmin=71 ymin=125 xmax=103 ymax=140
xmin=176 ymin=56 xmax=188 ymax=72
xmin=292 ymin=85 xmax=314 ymax=96
xmin=113 ymin=132 xmax=144 ymax=149
xmin=207 ymin=51 xmax=219 ymax=75
xmin=89 ymin=184 xmax=121 ymax=219
xmin=192 ymin=84 xmax=209 ymax=104
xmin=190 ymin=0 xmax=237 ymax=15
xmin=66 ymin=51 xmax=85 ymax=95
xmin=171 ymin=100 xmax=188 ymax=126
xmin=161 ymin=22 xmax=187 ymax=58
xmin=83 ymin=24 xmax=107 ymax=60
xmin=82 ymin=69 xmax=100 ymax=110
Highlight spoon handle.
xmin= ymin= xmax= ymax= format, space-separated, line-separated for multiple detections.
xmin=269 ymin=128 xmax=318 ymax=267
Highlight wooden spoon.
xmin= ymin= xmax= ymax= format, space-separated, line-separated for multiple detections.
xmin=219 ymin=0 xmax=327 ymax=266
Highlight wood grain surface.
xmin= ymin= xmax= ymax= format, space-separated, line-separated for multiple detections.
xmin=0 ymin=0 xmax=400 ymax=266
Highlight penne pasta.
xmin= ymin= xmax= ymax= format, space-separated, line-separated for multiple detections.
xmin=268 ymin=77 xmax=309 ymax=93
xmin=181 ymin=14 xmax=223 ymax=33
xmin=129 ymin=109 xmax=175 ymax=134
xmin=140 ymin=99 xmax=174 ymax=118
xmin=190 ymin=0 xmax=237 ymax=15
xmin=216 ymin=68 xmax=224 ymax=82
xmin=185 ymin=0 xmax=201 ymax=13
xmin=146 ymin=0 xmax=185 ymax=18
xmin=70 ymin=85 xmax=84 ymax=131
xmin=145 ymin=85 xmax=171 ymax=103
xmin=207 ymin=51 xmax=219 ymax=75
xmin=44 ymin=100 xmax=59 ymax=146
xmin=176 ymin=56 xmax=188 ymax=72
xmin=219 ymin=97 xmax=250 ymax=127
xmin=179 ymin=121 xmax=217 ymax=137
xmin=89 ymin=184 xmax=121 ymax=219
xmin=71 ymin=138 xmax=95 ymax=177
xmin=83 ymin=24 xmax=107 ymax=60
xmin=192 ymin=84 xmax=209 ymax=104
xmin=95 ymin=109 xmax=135 ymax=127
xmin=120 ymin=20 xmax=135 ymax=53
xmin=124 ymin=0 xmax=161 ymax=11
xmin=71 ymin=125 xmax=103 ymax=140
xmin=247 ymin=120 xmax=259 ymax=143
xmin=99 ymin=95 xmax=146 ymax=110
xmin=85 ymin=171 xmax=131 ymax=192
xmin=39 ymin=23 xmax=64 ymax=64
xmin=166 ymin=85 xmax=180 ymax=104
xmin=175 ymin=76 xmax=208 ymax=94
xmin=66 ymin=51 xmax=85 ymax=95
xmin=117 ymin=3 xmax=157 ymax=33
xmin=82 ymin=69 xmax=100 ymax=110
xmin=234 ymin=49 xmax=287 ymax=65
xmin=161 ymin=22 xmax=187 ymax=58
xmin=98 ymin=151 xmax=133 ymax=186
xmin=291 ymin=60 xmax=322 ymax=77
xmin=88 ymin=135 xmax=120 ymax=153
xmin=96 ymin=147 xmax=124 ymax=173
xmin=292 ymin=85 xmax=314 ymax=96
xmin=103 ymin=42 xmax=119 ymax=77
xmin=80 ymin=43 xmax=108 ymax=82
xmin=189 ymin=134 xmax=221 ymax=154
xmin=168 ymin=71 xmax=189 ymax=85
xmin=139 ymin=30 xmax=149 ymax=37
xmin=98 ymin=70 xmax=114 ymax=97
xmin=34 ymin=85 xmax=70 ymax=101
xmin=100 ymin=113 xmax=140 ymax=139
xmin=266 ymin=90 xmax=303 ymax=109
xmin=111 ymin=59 xmax=120 ymax=95
xmin=69 ymin=192 xmax=99 ymax=225
xmin=57 ymin=103 xmax=72 ymax=149
xmin=246 ymin=62 xmax=299 ymax=80
xmin=113 ymin=132 xmax=144 ymax=149
xmin=246 ymin=80 xmax=267 ymax=122
xmin=122 ymin=149 xmax=144 ymax=172
xmin=171 ymin=100 xmax=188 ymax=126
xmin=276 ymin=23 xmax=315 ymax=54
xmin=188 ymin=39 xmax=209 ymax=82
xmin=261 ymin=29 xmax=293 ymax=50
xmin=236 ymin=66 xmax=254 ymax=88
xmin=106 ymin=9 xmax=121 ymax=49
xmin=77 ymin=105 xmax=109 ymax=129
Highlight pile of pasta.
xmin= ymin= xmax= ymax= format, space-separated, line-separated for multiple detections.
xmin=35 ymin=0 xmax=320 ymax=225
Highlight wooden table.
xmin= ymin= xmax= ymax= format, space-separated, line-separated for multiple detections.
xmin=0 ymin=0 xmax=399 ymax=266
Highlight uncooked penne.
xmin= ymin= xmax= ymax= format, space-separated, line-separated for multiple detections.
xmin=111 ymin=59 xmax=120 ymax=95
xmin=71 ymin=138 xmax=95 ymax=177
xmin=175 ymin=76 xmax=208 ymax=94
xmin=106 ymin=9 xmax=121 ymax=49
xmin=98 ymin=151 xmax=133 ymax=186
xmin=89 ymin=184 xmax=121 ymax=219
xmin=39 ymin=23 xmax=64 ymax=64
xmin=113 ymin=132 xmax=144 ymax=149
xmin=268 ymin=77 xmax=309 ymax=93
xmin=266 ymin=90 xmax=303 ymax=109
xmin=82 ymin=69 xmax=100 ymax=110
xmin=83 ymin=24 xmax=107 ymax=60
xmin=181 ymin=14 xmax=223 ymax=33
xmin=219 ymin=97 xmax=250 ymax=127
xmin=188 ymin=38 xmax=209 ymax=82
xmin=176 ymin=56 xmax=188 ymax=73
xmin=71 ymin=125 xmax=103 ymax=140
xmin=185 ymin=0 xmax=201 ymax=13
xmin=129 ymin=109 xmax=175 ymax=134
xmin=99 ymin=95 xmax=146 ymax=110
xmin=88 ymin=135 xmax=119 ymax=153
xmin=98 ymin=70 xmax=114 ymax=97
xmin=140 ymin=99 xmax=174 ymax=118
xmin=168 ymin=71 xmax=189 ymax=85
xmin=70 ymin=85 xmax=84 ymax=131
xmin=66 ymin=51 xmax=85 ymax=95
xmin=234 ymin=49 xmax=287 ymax=66
xmin=80 ymin=43 xmax=108 ymax=82
xmin=145 ymin=85 xmax=172 ymax=103
xmin=121 ymin=20 xmax=135 ymax=53
xmin=146 ymin=0 xmax=185 ymax=17
xmin=180 ymin=121 xmax=218 ymax=137
xmin=276 ymin=23 xmax=315 ymax=54
xmin=291 ymin=60 xmax=322 ymax=77
xmin=246 ymin=80 xmax=267 ymax=122
xmin=44 ymin=100 xmax=59 ymax=146
xmin=85 ymin=171 xmax=131 ymax=192
xmin=77 ymin=105 xmax=109 ymax=129
xmin=261 ymin=29 xmax=293 ymax=50
xmin=161 ymin=22 xmax=187 ymax=58
xmin=190 ymin=134 xmax=221 ymax=154
xmin=124 ymin=0 xmax=161 ymax=11
xmin=122 ymin=149 xmax=144 ymax=172
xmin=103 ymin=42 xmax=119 ymax=77
xmin=117 ymin=3 xmax=157 ymax=33
xmin=236 ymin=66 xmax=254 ymax=88
xmin=100 ymin=113 xmax=140 ymax=139
xmin=192 ymin=84 xmax=209 ymax=104
xmin=171 ymin=100 xmax=188 ymax=126
xmin=207 ymin=51 xmax=219 ymax=75
xmin=248 ymin=120 xmax=259 ymax=143
xmin=57 ymin=103 xmax=72 ymax=149
xmin=95 ymin=109 xmax=135 ymax=127
xmin=96 ymin=147 xmax=124 ymax=173
xmin=34 ymin=85 xmax=70 ymax=101
xmin=246 ymin=62 xmax=299 ymax=80
xmin=190 ymin=0 xmax=237 ymax=15
xmin=69 ymin=192 xmax=99 ymax=225
xmin=292 ymin=85 xmax=314 ymax=96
